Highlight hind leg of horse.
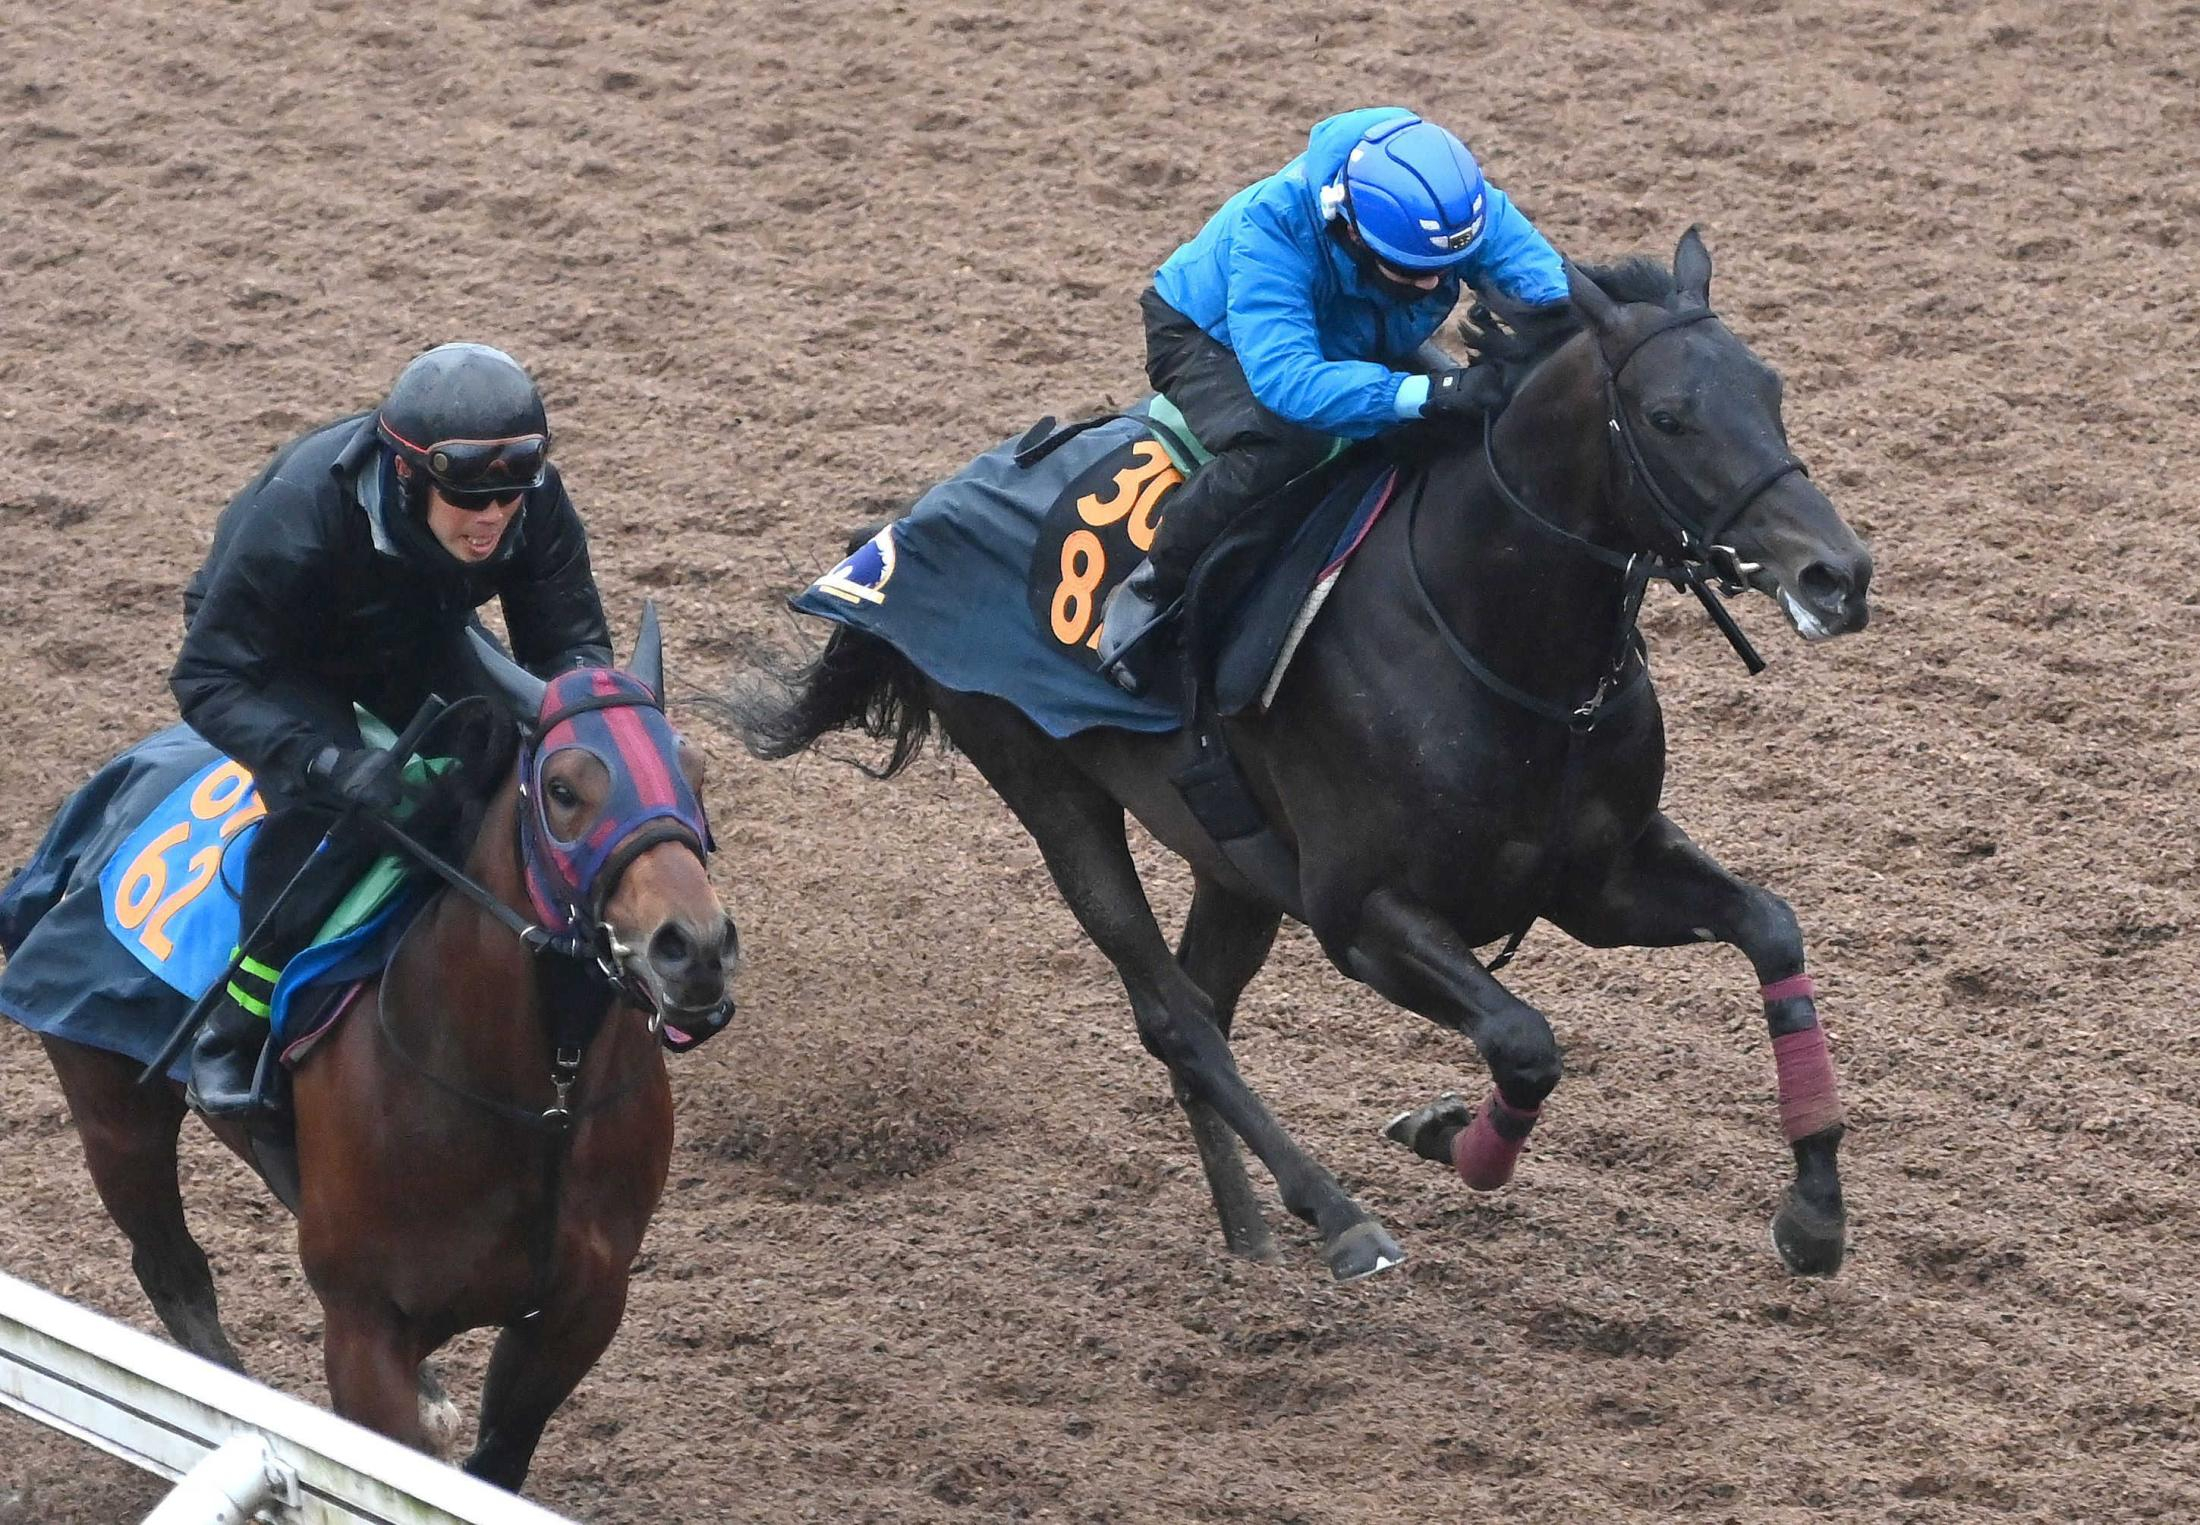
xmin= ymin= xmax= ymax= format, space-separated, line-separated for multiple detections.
xmin=1173 ymin=876 xmax=1283 ymax=1262
xmin=40 ymin=1038 xmax=245 ymax=1371
xmin=1546 ymin=811 xmax=1847 ymax=1276
xmin=1321 ymin=888 xmax=1565 ymax=1191
xmin=947 ymin=699 xmax=1397 ymax=1278
xmin=463 ymin=1293 xmax=629 ymax=1491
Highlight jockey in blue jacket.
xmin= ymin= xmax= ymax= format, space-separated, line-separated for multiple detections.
xmin=1097 ymin=107 xmax=1572 ymax=692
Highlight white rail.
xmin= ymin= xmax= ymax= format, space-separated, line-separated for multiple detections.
xmin=0 ymin=1270 xmax=578 ymax=1524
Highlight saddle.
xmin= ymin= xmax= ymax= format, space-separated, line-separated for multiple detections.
xmin=1010 ymin=401 xmax=1391 ymax=723
xmin=1014 ymin=405 xmax=1399 ymax=900
xmin=788 ymin=403 xmax=1402 ymax=900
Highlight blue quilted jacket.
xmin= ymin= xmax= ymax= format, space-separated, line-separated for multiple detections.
xmin=1152 ymin=107 xmax=1568 ymax=438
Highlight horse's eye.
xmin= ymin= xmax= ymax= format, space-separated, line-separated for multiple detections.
xmin=1648 ymin=411 xmax=1685 ymax=436
xmin=547 ymin=780 xmax=579 ymax=808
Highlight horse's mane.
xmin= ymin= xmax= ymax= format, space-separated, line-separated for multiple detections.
xmin=1458 ymin=255 xmax=1678 ymax=372
xmin=402 ymin=695 xmax=524 ymax=866
xmin=1384 ymin=254 xmax=1679 ymax=468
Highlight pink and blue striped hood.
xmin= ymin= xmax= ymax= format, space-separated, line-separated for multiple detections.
xmin=520 ymin=668 xmax=709 ymax=934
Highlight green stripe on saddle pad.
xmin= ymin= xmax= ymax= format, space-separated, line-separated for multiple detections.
xmin=306 ymin=708 xmax=455 ymax=947
xmin=1144 ymin=394 xmax=1213 ymax=473
xmin=1143 ymin=393 xmax=1349 ymax=476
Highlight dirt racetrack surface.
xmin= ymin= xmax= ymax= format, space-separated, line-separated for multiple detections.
xmin=3 ymin=0 xmax=2198 ymax=1520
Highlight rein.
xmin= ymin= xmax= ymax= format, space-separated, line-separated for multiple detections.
xmin=361 ymin=694 xmax=723 ymax=1133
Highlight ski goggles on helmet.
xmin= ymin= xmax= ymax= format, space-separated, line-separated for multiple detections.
xmin=392 ymin=431 xmax=549 ymax=506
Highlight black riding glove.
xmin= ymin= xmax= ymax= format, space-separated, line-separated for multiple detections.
xmin=303 ymin=745 xmax=406 ymax=816
xmin=1420 ymin=366 xmax=1510 ymax=421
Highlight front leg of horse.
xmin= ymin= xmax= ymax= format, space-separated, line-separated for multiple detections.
xmin=1548 ymin=812 xmax=1848 ymax=1275
xmin=321 ymin=1301 xmax=432 ymax=1450
xmin=1332 ymin=889 xmax=1564 ymax=1192
xmin=465 ymin=1279 xmax=630 ymax=1491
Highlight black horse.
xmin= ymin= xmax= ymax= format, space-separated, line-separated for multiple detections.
xmin=736 ymin=231 xmax=1871 ymax=1281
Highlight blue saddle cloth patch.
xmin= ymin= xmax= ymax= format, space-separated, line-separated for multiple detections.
xmin=95 ymin=752 xmax=264 ymax=1000
xmin=0 ymin=725 xmax=408 ymax=1078
xmin=267 ymin=890 xmax=417 ymax=1047
xmin=790 ymin=407 xmax=1390 ymax=739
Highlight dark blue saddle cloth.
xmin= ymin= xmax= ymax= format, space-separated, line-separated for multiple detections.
xmin=0 ymin=725 xmax=411 ymax=1079
xmin=790 ymin=408 xmax=1393 ymax=739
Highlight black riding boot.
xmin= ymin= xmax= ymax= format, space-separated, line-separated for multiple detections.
xmin=185 ymin=990 xmax=271 ymax=1118
xmin=1095 ymin=559 xmax=1181 ymax=695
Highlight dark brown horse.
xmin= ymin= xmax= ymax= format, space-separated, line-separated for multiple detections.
xmin=736 ymin=233 xmax=1870 ymax=1283
xmin=37 ymin=614 xmax=735 ymax=1490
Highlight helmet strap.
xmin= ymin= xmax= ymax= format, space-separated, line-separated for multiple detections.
xmin=389 ymin=451 xmax=437 ymax=520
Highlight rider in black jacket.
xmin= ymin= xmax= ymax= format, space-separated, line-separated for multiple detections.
xmin=172 ymin=342 xmax=613 ymax=1116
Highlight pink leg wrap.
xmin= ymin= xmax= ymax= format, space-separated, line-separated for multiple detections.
xmin=1760 ymin=973 xmax=1817 ymax=1004
xmin=1771 ymin=1025 xmax=1845 ymax=1141
xmin=1451 ymin=1092 xmax=1541 ymax=1191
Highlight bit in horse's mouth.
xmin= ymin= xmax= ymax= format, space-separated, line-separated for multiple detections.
xmin=1776 ymin=586 xmax=1835 ymax=641
xmin=1740 ymin=561 xmax=1835 ymax=642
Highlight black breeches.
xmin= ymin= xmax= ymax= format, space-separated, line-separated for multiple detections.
xmin=1139 ymin=287 xmax=1335 ymax=593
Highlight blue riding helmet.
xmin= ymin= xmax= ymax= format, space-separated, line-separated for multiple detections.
xmin=1334 ymin=116 xmax=1489 ymax=271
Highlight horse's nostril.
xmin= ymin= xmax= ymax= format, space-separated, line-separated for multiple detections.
xmin=649 ymin=924 xmax=694 ymax=974
xmin=1799 ymin=562 xmax=1850 ymax=608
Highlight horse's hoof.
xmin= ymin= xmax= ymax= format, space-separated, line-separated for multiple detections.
xmin=1325 ymin=1220 xmax=1406 ymax=1282
xmin=417 ymin=1362 xmax=463 ymax=1458
xmin=1382 ymin=1095 xmax=1474 ymax=1163
xmin=1770 ymin=1194 xmax=1847 ymax=1277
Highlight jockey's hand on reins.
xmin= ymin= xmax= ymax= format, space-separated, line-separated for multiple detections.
xmin=304 ymin=744 xmax=413 ymax=817
xmin=1423 ymin=366 xmax=1509 ymax=420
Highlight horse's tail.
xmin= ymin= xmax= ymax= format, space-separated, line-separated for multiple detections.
xmin=721 ymin=529 xmax=935 ymax=778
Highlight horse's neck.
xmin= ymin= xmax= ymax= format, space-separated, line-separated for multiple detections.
xmin=387 ymin=770 xmax=572 ymax=1080
xmin=1411 ymin=357 xmax=1637 ymax=678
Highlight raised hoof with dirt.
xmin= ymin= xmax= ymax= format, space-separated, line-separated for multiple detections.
xmin=1324 ymin=1220 xmax=1406 ymax=1282
xmin=1381 ymin=1095 xmax=1474 ymax=1164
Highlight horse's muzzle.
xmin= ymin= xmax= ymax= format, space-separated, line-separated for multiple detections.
xmin=641 ymin=913 xmax=739 ymax=1017
xmin=1781 ymin=548 xmax=1873 ymax=640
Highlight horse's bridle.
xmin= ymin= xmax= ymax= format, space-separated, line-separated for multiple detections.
xmin=1594 ymin=305 xmax=1810 ymax=585
xmin=1419 ymin=303 xmax=1815 ymax=727
xmin=1398 ymin=304 xmax=1815 ymax=971
xmin=365 ymin=691 xmax=726 ymax=1131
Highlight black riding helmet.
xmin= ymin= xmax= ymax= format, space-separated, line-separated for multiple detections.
xmin=375 ymin=343 xmax=551 ymax=507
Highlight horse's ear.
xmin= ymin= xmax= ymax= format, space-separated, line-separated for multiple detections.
xmin=1674 ymin=226 xmax=1713 ymax=309
xmin=1564 ymin=258 xmax=1621 ymax=335
xmin=466 ymin=624 xmax=548 ymax=720
xmin=628 ymin=600 xmax=665 ymax=704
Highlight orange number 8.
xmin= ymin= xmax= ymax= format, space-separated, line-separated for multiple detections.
xmin=190 ymin=762 xmax=254 ymax=821
xmin=1050 ymin=529 xmax=1107 ymax=647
